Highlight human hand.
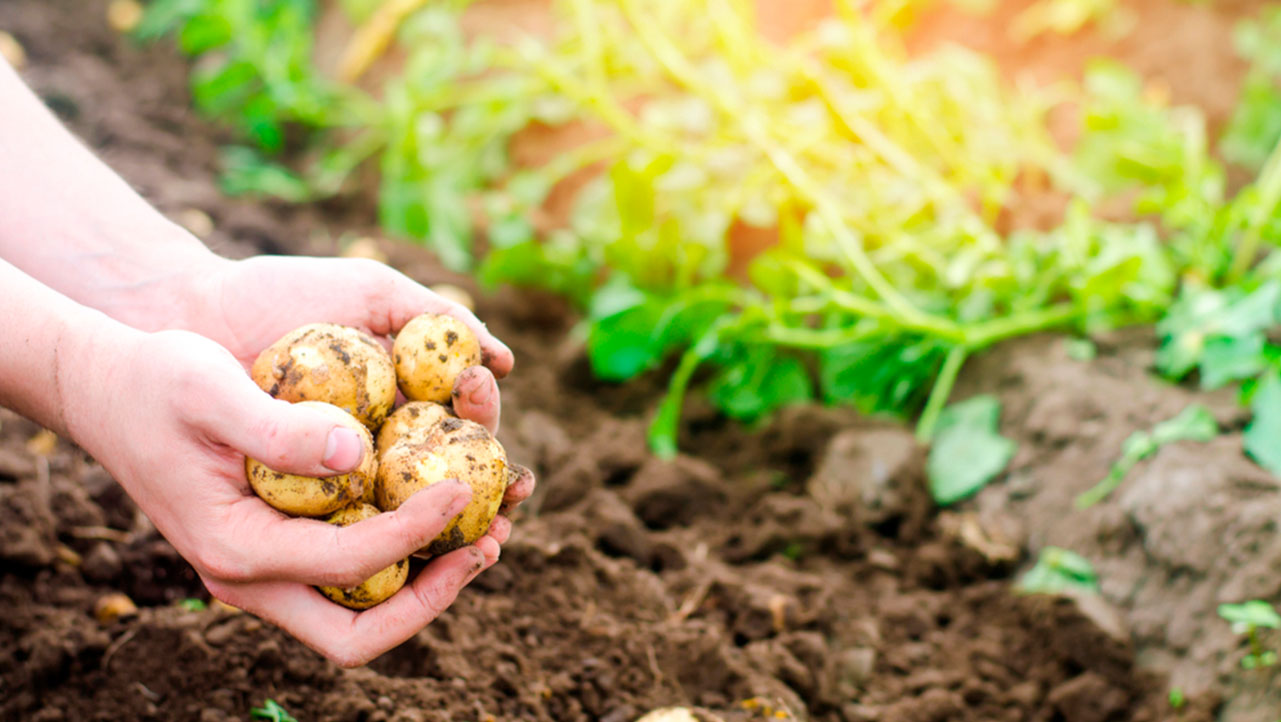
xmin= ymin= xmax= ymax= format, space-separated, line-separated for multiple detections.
xmin=187 ymin=255 xmax=513 ymax=433
xmin=61 ymin=326 xmax=533 ymax=666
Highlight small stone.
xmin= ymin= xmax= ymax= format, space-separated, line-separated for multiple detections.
xmin=106 ymin=0 xmax=144 ymax=33
xmin=340 ymin=236 xmax=389 ymax=264
xmin=429 ymin=283 xmax=475 ymax=311
xmin=82 ymin=542 xmax=123 ymax=582
xmin=176 ymin=208 xmax=215 ymax=239
xmin=94 ymin=592 xmax=138 ymax=625
xmin=0 ymin=32 xmax=25 ymax=70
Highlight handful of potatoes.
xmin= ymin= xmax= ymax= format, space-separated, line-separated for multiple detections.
xmin=245 ymin=314 xmax=510 ymax=609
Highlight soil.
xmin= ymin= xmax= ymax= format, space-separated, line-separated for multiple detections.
xmin=0 ymin=1 xmax=1275 ymax=721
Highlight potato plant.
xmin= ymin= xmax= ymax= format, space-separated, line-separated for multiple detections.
xmin=141 ymin=1 xmax=1281 ymax=472
xmin=245 ymin=313 xmax=514 ymax=609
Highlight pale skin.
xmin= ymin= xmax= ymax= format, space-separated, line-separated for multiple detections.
xmin=0 ymin=58 xmax=534 ymax=667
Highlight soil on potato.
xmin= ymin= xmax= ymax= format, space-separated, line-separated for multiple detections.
xmin=0 ymin=1 xmax=1273 ymax=721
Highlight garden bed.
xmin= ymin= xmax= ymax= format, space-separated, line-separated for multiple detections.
xmin=1 ymin=0 xmax=1278 ymax=720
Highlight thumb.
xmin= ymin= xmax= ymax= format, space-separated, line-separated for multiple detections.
xmin=192 ymin=371 xmax=366 ymax=477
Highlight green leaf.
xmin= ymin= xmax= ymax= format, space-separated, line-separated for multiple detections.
xmin=176 ymin=598 xmax=207 ymax=612
xmin=1218 ymin=600 xmax=1281 ymax=630
xmin=1064 ymin=337 xmax=1097 ymax=361
xmin=1077 ymin=403 xmax=1218 ymax=507
xmin=706 ymin=346 xmax=812 ymax=422
xmin=588 ymin=302 xmax=664 ymax=381
xmin=1198 ymin=333 xmax=1267 ymax=390
xmin=926 ymin=395 xmax=1016 ymax=506
xmin=819 ymin=338 xmax=946 ymax=416
xmin=178 ymin=13 xmax=233 ymax=55
xmin=219 ymin=147 xmax=311 ymax=202
xmin=1149 ymin=403 xmax=1220 ymax=444
xmin=1017 ymin=547 xmax=1100 ymax=595
xmin=1245 ymin=373 xmax=1281 ymax=475
xmin=250 ymin=700 xmax=298 ymax=722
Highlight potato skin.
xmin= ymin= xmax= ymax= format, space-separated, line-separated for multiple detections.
xmin=376 ymin=417 xmax=507 ymax=556
xmin=251 ymin=323 xmax=397 ymax=430
xmin=317 ymin=503 xmax=409 ymax=609
xmin=375 ymin=401 xmax=454 ymax=457
xmin=392 ymin=314 xmax=481 ymax=403
xmin=245 ymin=402 xmax=376 ymax=517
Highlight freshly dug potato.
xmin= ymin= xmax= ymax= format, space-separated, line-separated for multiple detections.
xmin=245 ymin=402 xmax=376 ymax=517
xmin=317 ymin=503 xmax=409 ymax=609
xmin=375 ymin=401 xmax=455 ymax=455
xmin=377 ymin=417 xmax=507 ymax=555
xmin=251 ymin=323 xmax=396 ymax=430
xmin=392 ymin=313 xmax=481 ymax=403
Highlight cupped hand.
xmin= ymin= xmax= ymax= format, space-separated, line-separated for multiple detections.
xmin=192 ymin=255 xmax=510 ymax=433
xmin=63 ymin=326 xmax=533 ymax=667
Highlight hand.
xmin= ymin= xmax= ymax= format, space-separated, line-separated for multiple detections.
xmin=188 ymin=255 xmax=512 ymax=433
xmin=60 ymin=326 xmax=532 ymax=667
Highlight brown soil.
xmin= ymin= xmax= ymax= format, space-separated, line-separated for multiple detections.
xmin=0 ymin=1 xmax=1272 ymax=721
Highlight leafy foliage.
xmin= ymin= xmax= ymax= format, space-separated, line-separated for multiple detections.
xmin=141 ymin=0 xmax=1281 ymax=461
xmin=1017 ymin=547 xmax=1100 ymax=596
xmin=926 ymin=395 xmax=1016 ymax=505
xmin=1218 ymin=600 xmax=1281 ymax=669
xmin=250 ymin=700 xmax=298 ymax=722
xmin=1075 ymin=404 xmax=1219 ymax=508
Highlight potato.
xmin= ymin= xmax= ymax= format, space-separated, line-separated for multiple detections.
xmin=317 ymin=503 xmax=409 ymax=609
xmin=375 ymin=401 xmax=455 ymax=455
xmin=245 ymin=402 xmax=376 ymax=517
xmin=251 ymin=323 xmax=396 ymax=430
xmin=376 ymin=417 xmax=507 ymax=555
xmin=392 ymin=313 xmax=481 ymax=403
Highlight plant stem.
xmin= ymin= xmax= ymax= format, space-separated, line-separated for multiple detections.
xmin=915 ymin=345 xmax=968 ymax=441
xmin=965 ymin=303 xmax=1083 ymax=347
xmin=1229 ymin=134 xmax=1281 ymax=281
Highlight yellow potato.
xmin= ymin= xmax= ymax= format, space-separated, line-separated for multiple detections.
xmin=317 ymin=503 xmax=409 ymax=609
xmin=245 ymin=402 xmax=376 ymax=517
xmin=392 ymin=313 xmax=481 ymax=404
xmin=375 ymin=401 xmax=454 ymax=456
xmin=251 ymin=323 xmax=396 ymax=430
xmin=376 ymin=417 xmax=507 ymax=556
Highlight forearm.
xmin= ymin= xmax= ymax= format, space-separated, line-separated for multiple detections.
xmin=0 ymin=258 xmax=141 ymax=437
xmin=0 ymin=58 xmax=224 ymax=331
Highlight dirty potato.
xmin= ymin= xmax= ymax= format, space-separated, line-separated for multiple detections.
xmin=392 ymin=313 xmax=481 ymax=403
xmin=251 ymin=323 xmax=396 ymax=430
xmin=376 ymin=417 xmax=507 ymax=556
xmin=317 ymin=503 xmax=409 ymax=610
xmin=375 ymin=401 xmax=455 ymax=455
xmin=245 ymin=402 xmax=376 ymax=517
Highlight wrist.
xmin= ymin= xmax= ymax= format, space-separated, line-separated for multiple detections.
xmin=54 ymin=308 xmax=147 ymax=452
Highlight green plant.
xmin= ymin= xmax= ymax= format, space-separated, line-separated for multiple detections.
xmin=1221 ymin=8 xmax=1281 ymax=172
xmin=926 ymin=395 xmax=1016 ymax=505
xmin=250 ymin=699 xmax=299 ymax=722
xmin=1075 ymin=404 xmax=1218 ymax=508
xmin=1218 ymin=600 xmax=1281 ymax=669
xmin=1016 ymin=546 xmax=1099 ymax=595
xmin=142 ymin=0 xmax=1281 ymax=459
xmin=176 ymin=598 xmax=207 ymax=611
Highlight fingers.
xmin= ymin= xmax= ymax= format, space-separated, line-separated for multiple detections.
xmin=486 ymin=515 xmax=512 ymax=545
xmin=209 ymin=481 xmax=472 ymax=587
xmin=207 ymin=543 xmax=488 ymax=668
xmin=190 ymin=370 xmax=367 ymax=476
xmin=451 ymin=366 xmax=500 ymax=434
xmin=499 ymin=463 xmax=536 ymax=514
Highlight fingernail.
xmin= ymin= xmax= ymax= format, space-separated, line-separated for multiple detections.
xmin=466 ymin=374 xmax=492 ymax=407
xmin=323 ymin=428 xmax=363 ymax=471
